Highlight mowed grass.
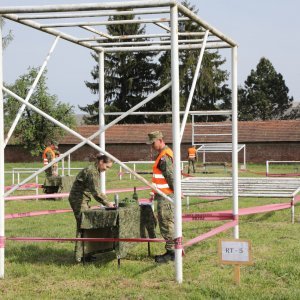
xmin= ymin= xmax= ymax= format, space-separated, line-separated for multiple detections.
xmin=1 ymin=162 xmax=300 ymax=299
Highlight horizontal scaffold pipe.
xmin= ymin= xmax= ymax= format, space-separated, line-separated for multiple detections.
xmin=101 ymin=42 xmax=229 ymax=52
xmin=91 ymin=38 xmax=215 ymax=48
xmin=104 ymin=110 xmax=232 ymax=116
xmin=0 ymin=1 xmax=175 ymax=14
xmin=79 ymin=32 xmax=208 ymax=42
xmin=18 ymin=8 xmax=171 ymax=20
xmin=3 ymin=14 xmax=98 ymax=51
xmin=39 ymin=17 xmax=189 ymax=28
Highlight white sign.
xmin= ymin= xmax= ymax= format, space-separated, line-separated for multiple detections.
xmin=219 ymin=239 xmax=252 ymax=265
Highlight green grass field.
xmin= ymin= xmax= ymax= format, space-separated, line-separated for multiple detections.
xmin=1 ymin=162 xmax=300 ymax=299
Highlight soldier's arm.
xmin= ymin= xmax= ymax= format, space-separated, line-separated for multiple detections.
xmin=88 ymin=170 xmax=110 ymax=206
xmin=46 ymin=151 xmax=55 ymax=173
xmin=159 ymin=155 xmax=174 ymax=191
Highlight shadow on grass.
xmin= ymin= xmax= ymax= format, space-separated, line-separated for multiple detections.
xmin=6 ymin=244 xmax=116 ymax=266
xmin=242 ymin=211 xmax=275 ymax=222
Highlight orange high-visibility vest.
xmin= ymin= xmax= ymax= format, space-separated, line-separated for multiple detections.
xmin=42 ymin=147 xmax=55 ymax=166
xmin=188 ymin=147 xmax=197 ymax=159
xmin=152 ymin=147 xmax=174 ymax=195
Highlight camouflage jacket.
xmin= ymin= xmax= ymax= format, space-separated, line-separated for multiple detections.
xmin=45 ymin=149 xmax=55 ymax=176
xmin=69 ymin=163 xmax=109 ymax=207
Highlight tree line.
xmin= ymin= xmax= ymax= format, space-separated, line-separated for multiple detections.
xmin=2 ymin=1 xmax=298 ymax=156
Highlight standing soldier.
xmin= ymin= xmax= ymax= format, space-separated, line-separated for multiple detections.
xmin=42 ymin=140 xmax=61 ymax=196
xmin=68 ymin=154 xmax=115 ymax=262
xmin=187 ymin=144 xmax=197 ymax=174
xmin=147 ymin=130 xmax=175 ymax=263
xmin=42 ymin=140 xmax=59 ymax=178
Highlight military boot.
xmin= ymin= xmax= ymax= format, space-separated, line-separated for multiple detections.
xmin=154 ymin=250 xmax=175 ymax=263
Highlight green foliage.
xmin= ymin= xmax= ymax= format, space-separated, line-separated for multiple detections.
xmin=148 ymin=0 xmax=231 ymax=123
xmin=4 ymin=67 xmax=76 ymax=156
xmin=1 ymin=17 xmax=13 ymax=49
xmin=81 ymin=11 xmax=158 ymax=124
xmin=238 ymin=57 xmax=294 ymax=120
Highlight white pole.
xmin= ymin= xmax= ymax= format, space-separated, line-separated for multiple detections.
xmin=192 ymin=114 xmax=194 ymax=145
xmin=244 ymin=145 xmax=246 ymax=169
xmin=35 ymin=175 xmax=39 ymax=200
xmin=4 ymin=36 xmax=60 ymax=147
xmin=291 ymin=196 xmax=295 ymax=224
xmin=231 ymin=46 xmax=239 ymax=239
xmin=171 ymin=4 xmax=183 ymax=284
xmin=62 ymin=157 xmax=65 ymax=176
xmin=180 ymin=30 xmax=209 ymax=142
xmin=68 ymin=154 xmax=71 ymax=176
xmin=0 ymin=23 xmax=5 ymax=278
xmin=98 ymin=51 xmax=106 ymax=193
xmin=266 ymin=160 xmax=269 ymax=176
xmin=119 ymin=165 xmax=122 ymax=181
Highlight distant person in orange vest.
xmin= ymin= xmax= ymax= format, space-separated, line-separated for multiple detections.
xmin=187 ymin=145 xmax=197 ymax=174
xmin=147 ymin=130 xmax=175 ymax=263
xmin=42 ymin=140 xmax=59 ymax=178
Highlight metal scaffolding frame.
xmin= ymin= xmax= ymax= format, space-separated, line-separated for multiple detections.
xmin=0 ymin=1 xmax=238 ymax=282
xmin=191 ymin=113 xmax=246 ymax=168
xmin=197 ymin=143 xmax=246 ymax=169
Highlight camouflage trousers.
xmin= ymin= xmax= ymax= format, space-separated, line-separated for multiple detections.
xmin=68 ymin=196 xmax=91 ymax=262
xmin=188 ymin=158 xmax=196 ymax=173
xmin=156 ymin=195 xmax=175 ymax=251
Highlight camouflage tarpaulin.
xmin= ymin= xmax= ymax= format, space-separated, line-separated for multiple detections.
xmin=43 ymin=175 xmax=76 ymax=194
xmin=81 ymin=209 xmax=118 ymax=229
xmin=79 ymin=203 xmax=156 ymax=259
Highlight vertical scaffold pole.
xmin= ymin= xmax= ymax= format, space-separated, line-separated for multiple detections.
xmin=0 ymin=22 xmax=5 ymax=278
xmin=171 ymin=4 xmax=183 ymax=283
xmin=99 ymin=50 xmax=106 ymax=193
xmin=231 ymin=46 xmax=239 ymax=239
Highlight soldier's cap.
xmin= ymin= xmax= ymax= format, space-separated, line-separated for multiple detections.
xmin=147 ymin=131 xmax=164 ymax=144
xmin=51 ymin=140 xmax=59 ymax=147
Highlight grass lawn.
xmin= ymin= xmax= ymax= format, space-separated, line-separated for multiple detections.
xmin=1 ymin=162 xmax=300 ymax=299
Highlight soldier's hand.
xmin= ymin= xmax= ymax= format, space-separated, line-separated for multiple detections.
xmin=107 ymin=202 xmax=115 ymax=208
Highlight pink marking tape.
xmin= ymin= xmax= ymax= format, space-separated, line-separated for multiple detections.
xmin=183 ymin=220 xmax=238 ymax=248
xmin=183 ymin=212 xmax=234 ymax=222
xmin=5 ymin=209 xmax=72 ymax=220
xmin=5 ymin=193 xmax=69 ymax=201
xmin=0 ymin=236 xmax=5 ymax=248
xmin=5 ymin=186 xmax=151 ymax=201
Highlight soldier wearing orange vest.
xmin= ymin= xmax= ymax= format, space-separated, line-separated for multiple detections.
xmin=42 ymin=140 xmax=59 ymax=178
xmin=187 ymin=145 xmax=197 ymax=174
xmin=147 ymin=130 xmax=175 ymax=263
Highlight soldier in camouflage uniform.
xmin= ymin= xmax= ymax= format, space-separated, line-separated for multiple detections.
xmin=147 ymin=131 xmax=175 ymax=263
xmin=42 ymin=140 xmax=61 ymax=196
xmin=68 ymin=154 xmax=114 ymax=262
xmin=42 ymin=140 xmax=59 ymax=178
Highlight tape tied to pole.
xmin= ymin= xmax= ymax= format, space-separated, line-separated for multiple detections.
xmin=0 ymin=236 xmax=5 ymax=248
xmin=174 ymin=236 xmax=183 ymax=249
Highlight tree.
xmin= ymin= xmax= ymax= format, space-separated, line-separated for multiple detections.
xmin=81 ymin=12 xmax=158 ymax=124
xmin=1 ymin=18 xmax=13 ymax=49
xmin=4 ymin=67 xmax=76 ymax=156
xmin=148 ymin=0 xmax=231 ymax=123
xmin=238 ymin=57 xmax=294 ymax=120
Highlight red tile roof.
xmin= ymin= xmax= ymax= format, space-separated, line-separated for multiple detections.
xmin=61 ymin=120 xmax=300 ymax=144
